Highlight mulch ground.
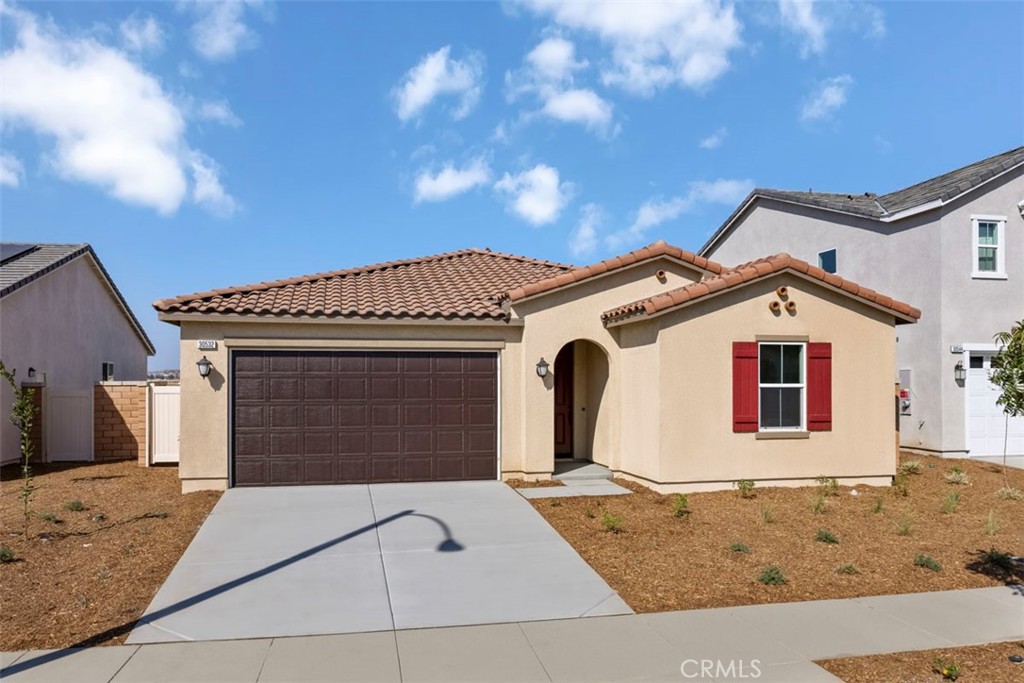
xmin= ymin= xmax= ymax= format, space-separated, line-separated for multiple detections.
xmin=0 ymin=461 xmax=221 ymax=650
xmin=818 ymin=640 xmax=1024 ymax=682
xmin=505 ymin=478 xmax=564 ymax=488
xmin=529 ymin=453 xmax=1024 ymax=612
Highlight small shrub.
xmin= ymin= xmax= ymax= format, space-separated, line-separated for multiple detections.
xmin=815 ymin=529 xmax=839 ymax=544
xmin=809 ymin=491 xmax=827 ymax=514
xmin=760 ymin=504 xmax=776 ymax=524
xmin=981 ymin=548 xmax=1015 ymax=572
xmin=601 ymin=510 xmax=624 ymax=533
xmin=941 ymin=491 xmax=960 ymax=514
xmin=584 ymin=508 xmax=595 ymax=519
xmin=914 ymin=554 xmax=942 ymax=572
xmin=945 ymin=469 xmax=970 ymax=485
xmin=728 ymin=542 xmax=751 ymax=554
xmin=997 ymin=486 xmax=1024 ymax=501
xmin=898 ymin=460 xmax=923 ymax=475
xmin=932 ymin=657 xmax=962 ymax=681
xmin=37 ymin=512 xmax=63 ymax=525
xmin=816 ymin=476 xmax=839 ymax=496
xmin=894 ymin=510 xmax=914 ymax=536
xmin=735 ymin=479 xmax=755 ymax=499
xmin=757 ymin=565 xmax=786 ymax=585
xmin=892 ymin=474 xmax=910 ymax=497
xmin=836 ymin=563 xmax=859 ymax=575
xmin=671 ymin=493 xmax=690 ymax=518
xmin=870 ymin=498 xmax=884 ymax=514
xmin=0 ymin=546 xmax=15 ymax=563
xmin=64 ymin=500 xmax=87 ymax=512
xmin=984 ymin=509 xmax=1000 ymax=536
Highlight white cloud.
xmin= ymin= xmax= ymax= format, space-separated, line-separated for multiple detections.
xmin=607 ymin=178 xmax=754 ymax=249
xmin=521 ymin=0 xmax=742 ymax=96
xmin=393 ymin=46 xmax=485 ymax=122
xmin=0 ymin=154 xmax=25 ymax=187
xmin=494 ymin=163 xmax=573 ymax=226
xmin=0 ymin=5 xmax=234 ymax=215
xmin=800 ymin=74 xmax=853 ymax=122
xmin=119 ymin=13 xmax=164 ymax=54
xmin=181 ymin=0 xmax=265 ymax=62
xmin=189 ymin=151 xmax=236 ymax=216
xmin=540 ymin=88 xmax=615 ymax=134
xmin=414 ymin=156 xmax=492 ymax=203
xmin=525 ymin=36 xmax=587 ymax=82
xmin=569 ymin=203 xmax=603 ymax=258
xmin=699 ymin=126 xmax=728 ymax=149
xmin=778 ymin=0 xmax=826 ymax=57
xmin=197 ymin=99 xmax=242 ymax=127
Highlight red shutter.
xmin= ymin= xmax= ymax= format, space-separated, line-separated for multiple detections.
xmin=733 ymin=342 xmax=759 ymax=433
xmin=807 ymin=342 xmax=832 ymax=431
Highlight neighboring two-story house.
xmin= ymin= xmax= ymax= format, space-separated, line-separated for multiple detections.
xmin=700 ymin=147 xmax=1024 ymax=459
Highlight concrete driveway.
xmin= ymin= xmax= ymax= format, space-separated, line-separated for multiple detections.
xmin=127 ymin=481 xmax=630 ymax=643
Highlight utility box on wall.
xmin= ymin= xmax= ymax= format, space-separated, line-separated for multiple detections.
xmin=898 ymin=369 xmax=912 ymax=416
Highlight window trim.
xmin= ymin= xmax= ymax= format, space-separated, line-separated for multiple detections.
xmin=971 ymin=214 xmax=1007 ymax=279
xmin=757 ymin=342 xmax=806 ymax=432
xmin=817 ymin=248 xmax=838 ymax=274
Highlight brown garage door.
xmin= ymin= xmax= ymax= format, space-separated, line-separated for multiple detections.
xmin=232 ymin=350 xmax=497 ymax=486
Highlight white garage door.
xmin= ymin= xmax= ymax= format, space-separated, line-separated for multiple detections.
xmin=967 ymin=353 xmax=1024 ymax=457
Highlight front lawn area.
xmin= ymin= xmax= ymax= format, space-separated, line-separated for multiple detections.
xmin=529 ymin=453 xmax=1024 ymax=612
xmin=818 ymin=639 xmax=1024 ymax=683
xmin=0 ymin=461 xmax=221 ymax=650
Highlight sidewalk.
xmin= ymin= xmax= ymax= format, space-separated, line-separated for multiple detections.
xmin=2 ymin=585 xmax=1021 ymax=682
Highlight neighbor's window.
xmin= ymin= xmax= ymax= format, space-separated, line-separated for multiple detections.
xmin=972 ymin=216 xmax=1006 ymax=278
xmin=818 ymin=249 xmax=837 ymax=274
xmin=759 ymin=343 xmax=804 ymax=430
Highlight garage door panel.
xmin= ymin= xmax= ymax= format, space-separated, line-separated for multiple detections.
xmin=233 ymin=350 xmax=497 ymax=486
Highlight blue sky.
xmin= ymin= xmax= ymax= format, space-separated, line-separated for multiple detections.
xmin=1 ymin=1 xmax=1021 ymax=370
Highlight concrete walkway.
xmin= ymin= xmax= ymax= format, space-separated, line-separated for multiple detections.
xmin=3 ymin=585 xmax=1021 ymax=682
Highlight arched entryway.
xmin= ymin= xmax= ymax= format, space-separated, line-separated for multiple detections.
xmin=552 ymin=339 xmax=610 ymax=465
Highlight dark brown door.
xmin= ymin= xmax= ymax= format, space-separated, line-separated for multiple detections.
xmin=553 ymin=345 xmax=573 ymax=458
xmin=232 ymin=350 xmax=497 ymax=486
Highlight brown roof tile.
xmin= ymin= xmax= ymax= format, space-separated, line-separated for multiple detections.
xmin=154 ymin=248 xmax=572 ymax=320
xmin=602 ymin=253 xmax=921 ymax=325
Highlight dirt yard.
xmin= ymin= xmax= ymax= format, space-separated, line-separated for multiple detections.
xmin=0 ymin=461 xmax=220 ymax=650
xmin=818 ymin=640 xmax=1024 ymax=683
xmin=529 ymin=453 xmax=1024 ymax=612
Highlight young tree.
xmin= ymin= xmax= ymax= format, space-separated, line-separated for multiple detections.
xmin=0 ymin=360 xmax=39 ymax=535
xmin=990 ymin=320 xmax=1024 ymax=486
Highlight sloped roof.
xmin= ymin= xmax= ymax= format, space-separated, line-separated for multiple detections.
xmin=154 ymin=248 xmax=572 ymax=320
xmin=602 ymin=252 xmax=921 ymax=326
xmin=0 ymin=242 xmax=156 ymax=354
xmin=502 ymin=241 xmax=725 ymax=303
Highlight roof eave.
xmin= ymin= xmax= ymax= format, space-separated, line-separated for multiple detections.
xmin=156 ymin=311 xmax=524 ymax=327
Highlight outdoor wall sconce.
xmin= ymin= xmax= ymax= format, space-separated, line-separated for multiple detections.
xmin=536 ymin=358 xmax=550 ymax=378
xmin=27 ymin=367 xmax=36 ymax=379
xmin=196 ymin=356 xmax=213 ymax=379
xmin=954 ymin=360 xmax=966 ymax=382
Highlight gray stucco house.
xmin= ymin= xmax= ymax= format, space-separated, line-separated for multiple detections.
xmin=700 ymin=147 xmax=1024 ymax=458
xmin=0 ymin=243 xmax=155 ymax=463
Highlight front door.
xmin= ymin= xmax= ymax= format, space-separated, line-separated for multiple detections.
xmin=554 ymin=345 xmax=573 ymax=458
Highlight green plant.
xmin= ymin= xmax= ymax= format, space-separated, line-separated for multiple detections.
xmin=728 ymin=542 xmax=750 ymax=554
xmin=914 ymin=554 xmax=942 ymax=572
xmin=870 ymin=498 xmax=884 ymax=514
xmin=815 ymin=529 xmax=839 ymax=544
xmin=836 ymin=563 xmax=859 ymax=575
xmin=894 ymin=510 xmax=914 ymax=536
xmin=760 ymin=504 xmax=776 ymax=524
xmin=809 ymin=491 xmax=827 ymax=514
xmin=0 ymin=546 xmax=15 ymax=563
xmin=945 ymin=468 xmax=970 ymax=485
xmin=671 ymin=493 xmax=690 ymax=518
xmin=37 ymin=512 xmax=63 ymax=525
xmin=64 ymin=500 xmax=87 ymax=512
xmin=932 ymin=657 xmax=962 ymax=681
xmin=601 ymin=510 xmax=624 ymax=533
xmin=997 ymin=486 xmax=1024 ymax=501
xmin=584 ymin=508 xmax=595 ymax=519
xmin=941 ymin=491 xmax=960 ymax=514
xmin=735 ymin=479 xmax=755 ymax=499
xmin=892 ymin=474 xmax=910 ymax=497
xmin=0 ymin=360 xmax=39 ymax=538
xmin=898 ymin=460 xmax=923 ymax=475
xmin=981 ymin=548 xmax=1015 ymax=572
xmin=991 ymin=320 xmax=1024 ymax=488
xmin=757 ymin=565 xmax=786 ymax=585
xmin=816 ymin=476 xmax=839 ymax=496
xmin=984 ymin=509 xmax=1000 ymax=536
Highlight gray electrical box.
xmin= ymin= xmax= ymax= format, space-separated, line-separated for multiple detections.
xmin=898 ymin=369 xmax=911 ymax=415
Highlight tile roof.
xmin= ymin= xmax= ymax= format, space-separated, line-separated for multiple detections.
xmin=0 ymin=242 xmax=156 ymax=354
xmin=154 ymin=248 xmax=572 ymax=320
xmin=602 ymin=252 xmax=921 ymax=325
xmin=502 ymin=241 xmax=726 ymax=303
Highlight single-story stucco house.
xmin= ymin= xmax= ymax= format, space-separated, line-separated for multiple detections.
xmin=154 ymin=241 xmax=919 ymax=494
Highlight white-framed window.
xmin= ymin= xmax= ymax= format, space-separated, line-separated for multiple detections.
xmin=758 ymin=342 xmax=805 ymax=430
xmin=971 ymin=215 xmax=1006 ymax=279
xmin=817 ymin=248 xmax=837 ymax=274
